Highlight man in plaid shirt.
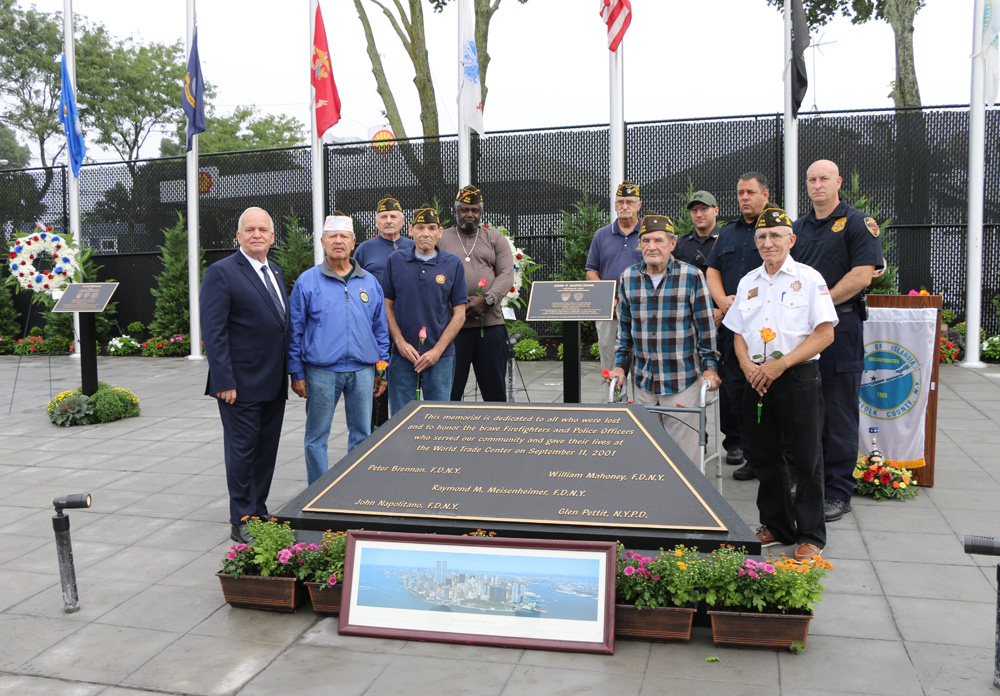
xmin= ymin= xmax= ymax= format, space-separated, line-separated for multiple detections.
xmin=609 ymin=213 xmax=721 ymax=463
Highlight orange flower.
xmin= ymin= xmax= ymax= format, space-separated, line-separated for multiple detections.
xmin=901 ymin=474 xmax=910 ymax=485
xmin=376 ymin=360 xmax=388 ymax=372
xmin=760 ymin=327 xmax=776 ymax=343
xmin=892 ymin=481 xmax=900 ymax=488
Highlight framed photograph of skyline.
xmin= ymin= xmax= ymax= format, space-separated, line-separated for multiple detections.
xmin=338 ymin=531 xmax=616 ymax=654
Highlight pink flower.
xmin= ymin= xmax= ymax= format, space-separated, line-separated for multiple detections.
xmin=749 ymin=570 xmax=759 ymax=579
xmin=908 ymin=290 xmax=920 ymax=296
xmin=623 ymin=566 xmax=636 ymax=576
xmin=277 ymin=548 xmax=293 ymax=564
xmin=226 ymin=551 xmax=237 ymax=560
xmin=328 ymin=574 xmax=338 ymax=586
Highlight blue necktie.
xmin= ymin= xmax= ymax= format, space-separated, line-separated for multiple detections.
xmin=261 ymin=266 xmax=285 ymax=320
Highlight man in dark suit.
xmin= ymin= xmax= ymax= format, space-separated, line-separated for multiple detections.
xmin=201 ymin=207 xmax=289 ymax=543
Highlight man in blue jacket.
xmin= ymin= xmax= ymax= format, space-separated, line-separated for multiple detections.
xmin=288 ymin=212 xmax=390 ymax=485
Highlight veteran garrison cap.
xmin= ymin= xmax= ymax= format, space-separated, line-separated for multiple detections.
xmin=376 ymin=197 xmax=402 ymax=213
xmin=687 ymin=190 xmax=719 ymax=208
xmin=456 ymin=185 xmax=483 ymax=205
xmin=756 ymin=207 xmax=794 ymax=230
xmin=413 ymin=205 xmax=440 ymax=225
xmin=638 ymin=213 xmax=675 ymax=237
xmin=324 ymin=211 xmax=354 ymax=233
xmin=616 ymin=181 xmax=640 ymax=198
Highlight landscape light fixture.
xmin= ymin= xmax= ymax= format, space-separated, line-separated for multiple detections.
xmin=51 ymin=492 xmax=91 ymax=612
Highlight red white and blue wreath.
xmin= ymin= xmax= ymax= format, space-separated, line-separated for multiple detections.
xmin=7 ymin=221 xmax=81 ymax=294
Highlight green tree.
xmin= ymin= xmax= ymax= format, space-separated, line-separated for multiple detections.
xmin=844 ymin=169 xmax=898 ymax=294
xmin=149 ymin=213 xmax=205 ymax=336
xmin=0 ymin=124 xmax=30 ymax=168
xmin=554 ymin=194 xmax=608 ymax=282
xmin=766 ymin=0 xmax=924 ymax=108
xmin=0 ymin=284 xmax=22 ymax=337
xmin=270 ymin=211 xmax=315 ymax=294
xmin=352 ymin=0 xmax=527 ymax=200
xmin=158 ymin=105 xmax=306 ymax=157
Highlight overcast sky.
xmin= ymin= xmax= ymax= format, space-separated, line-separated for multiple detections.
xmin=13 ymin=0 xmax=976 ymax=162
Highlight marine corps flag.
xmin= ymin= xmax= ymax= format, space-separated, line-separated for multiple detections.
xmin=791 ymin=0 xmax=810 ymax=117
xmin=182 ymin=30 xmax=206 ymax=152
xmin=312 ymin=5 xmax=341 ymax=137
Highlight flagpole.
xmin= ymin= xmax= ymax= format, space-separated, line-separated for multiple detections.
xmin=185 ymin=0 xmax=204 ymax=361
xmin=62 ymin=0 xmax=82 ymax=359
xmin=457 ymin=0 xmax=471 ymax=187
xmin=964 ymin=0 xmax=987 ymax=367
xmin=608 ymin=45 xmax=624 ymax=219
xmin=310 ymin=0 xmax=324 ymax=265
xmin=783 ymin=0 xmax=798 ymax=218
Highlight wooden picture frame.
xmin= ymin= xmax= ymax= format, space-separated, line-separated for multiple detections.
xmin=338 ymin=530 xmax=616 ymax=654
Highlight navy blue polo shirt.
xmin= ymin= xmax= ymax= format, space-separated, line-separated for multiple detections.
xmin=585 ymin=219 xmax=643 ymax=284
xmin=791 ymin=199 xmax=884 ymax=302
xmin=382 ymin=246 xmax=467 ymax=357
xmin=354 ymin=235 xmax=416 ymax=285
xmin=705 ymin=216 xmax=760 ymax=296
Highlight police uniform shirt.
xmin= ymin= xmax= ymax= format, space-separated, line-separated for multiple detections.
xmin=673 ymin=226 xmax=719 ymax=275
xmin=722 ymin=255 xmax=838 ymax=362
xmin=705 ymin=216 xmax=761 ymax=296
xmin=791 ymin=199 xmax=884 ymax=301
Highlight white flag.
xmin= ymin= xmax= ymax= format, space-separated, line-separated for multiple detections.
xmin=458 ymin=0 xmax=484 ymax=134
xmin=986 ymin=0 xmax=1000 ymax=103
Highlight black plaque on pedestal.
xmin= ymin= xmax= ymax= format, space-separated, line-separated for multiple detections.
xmin=278 ymin=402 xmax=759 ymax=553
xmin=525 ymin=281 xmax=615 ymax=322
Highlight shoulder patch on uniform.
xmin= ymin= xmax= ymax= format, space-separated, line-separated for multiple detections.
xmin=864 ymin=217 xmax=880 ymax=237
xmin=818 ymin=284 xmax=830 ymax=295
xmin=831 ymin=217 xmax=847 ymax=233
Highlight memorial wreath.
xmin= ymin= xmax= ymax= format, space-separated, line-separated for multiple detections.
xmin=7 ymin=223 xmax=80 ymax=295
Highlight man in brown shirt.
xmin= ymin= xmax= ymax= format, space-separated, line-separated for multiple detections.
xmin=437 ymin=185 xmax=515 ymax=402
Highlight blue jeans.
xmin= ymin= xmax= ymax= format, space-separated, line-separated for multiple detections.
xmin=388 ymin=351 xmax=455 ymax=415
xmin=303 ymin=363 xmax=374 ymax=485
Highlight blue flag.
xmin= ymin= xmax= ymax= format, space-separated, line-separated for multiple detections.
xmin=182 ymin=30 xmax=206 ymax=151
xmin=59 ymin=56 xmax=86 ymax=177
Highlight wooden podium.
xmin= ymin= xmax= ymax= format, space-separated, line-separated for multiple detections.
xmin=866 ymin=294 xmax=942 ymax=487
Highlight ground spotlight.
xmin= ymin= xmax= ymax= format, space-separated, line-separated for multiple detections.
xmin=51 ymin=492 xmax=91 ymax=613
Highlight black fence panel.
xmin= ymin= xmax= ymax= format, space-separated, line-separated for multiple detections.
xmin=4 ymin=106 xmax=1000 ymax=339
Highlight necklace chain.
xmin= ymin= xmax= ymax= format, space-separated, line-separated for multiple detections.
xmin=456 ymin=226 xmax=479 ymax=261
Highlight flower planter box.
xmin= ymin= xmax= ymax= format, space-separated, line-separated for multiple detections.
xmin=215 ymin=573 xmax=304 ymax=612
xmin=305 ymin=581 xmax=343 ymax=615
xmin=707 ymin=609 xmax=813 ymax=650
xmin=615 ymin=604 xmax=695 ymax=643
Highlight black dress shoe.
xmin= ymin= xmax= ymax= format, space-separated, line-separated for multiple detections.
xmin=726 ymin=448 xmax=744 ymax=466
xmin=231 ymin=524 xmax=251 ymax=544
xmin=824 ymin=497 xmax=851 ymax=522
xmin=732 ymin=462 xmax=756 ymax=481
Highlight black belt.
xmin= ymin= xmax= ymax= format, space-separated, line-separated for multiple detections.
xmin=835 ymin=303 xmax=856 ymax=315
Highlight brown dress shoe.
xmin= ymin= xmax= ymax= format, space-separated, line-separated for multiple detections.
xmin=756 ymin=525 xmax=781 ymax=547
xmin=793 ymin=543 xmax=823 ymax=561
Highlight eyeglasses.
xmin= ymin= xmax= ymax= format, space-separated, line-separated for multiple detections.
xmin=754 ymin=232 xmax=791 ymax=243
xmin=688 ymin=206 xmax=713 ymax=214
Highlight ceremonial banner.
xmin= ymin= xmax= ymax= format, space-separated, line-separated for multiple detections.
xmin=59 ymin=55 xmax=86 ymax=177
xmin=858 ymin=307 xmax=938 ymax=468
xmin=182 ymin=30 xmax=206 ymax=152
xmin=312 ymin=4 xmax=341 ymax=137
xmin=458 ymin=0 xmax=484 ymax=134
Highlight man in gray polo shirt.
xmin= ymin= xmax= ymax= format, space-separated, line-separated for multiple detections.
xmin=586 ymin=181 xmax=643 ymax=382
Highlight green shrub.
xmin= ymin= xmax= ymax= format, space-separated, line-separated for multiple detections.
xmin=89 ymin=387 xmax=141 ymax=422
xmin=557 ymin=343 xmax=564 ymax=360
xmin=954 ymin=322 xmax=987 ymax=351
xmin=45 ymin=335 xmax=73 ymax=353
xmin=505 ymin=320 xmax=538 ymax=343
xmin=590 ymin=342 xmax=601 ymax=360
xmin=142 ymin=334 xmax=190 ymax=357
xmin=13 ymin=335 xmax=45 ymax=355
xmin=941 ymin=309 xmax=957 ymax=326
xmin=271 ymin=211 xmax=314 ymax=294
xmin=513 ymin=339 xmax=546 ymax=361
xmin=107 ymin=335 xmax=141 ymax=356
xmin=127 ymin=321 xmax=145 ymax=337
xmin=983 ymin=336 xmax=1000 ymax=363
xmin=150 ymin=213 xmax=205 ymax=336
xmin=0 ymin=336 xmax=15 ymax=355
xmin=0 ymin=285 xmax=21 ymax=337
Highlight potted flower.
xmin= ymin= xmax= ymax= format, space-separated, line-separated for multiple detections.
xmin=615 ymin=544 xmax=700 ymax=643
xmin=216 ymin=517 xmax=306 ymax=612
xmin=295 ymin=531 xmax=348 ymax=615
xmin=700 ymin=545 xmax=834 ymax=650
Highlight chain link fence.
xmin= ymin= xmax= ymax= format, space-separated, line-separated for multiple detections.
xmin=3 ymin=106 xmax=999 ymax=336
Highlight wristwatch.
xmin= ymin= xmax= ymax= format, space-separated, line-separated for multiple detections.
xmin=484 ymin=293 xmax=495 ymax=306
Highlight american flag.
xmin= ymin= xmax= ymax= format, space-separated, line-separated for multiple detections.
xmin=600 ymin=0 xmax=631 ymax=53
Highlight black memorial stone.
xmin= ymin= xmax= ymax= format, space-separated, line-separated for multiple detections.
xmin=278 ymin=402 xmax=760 ymax=554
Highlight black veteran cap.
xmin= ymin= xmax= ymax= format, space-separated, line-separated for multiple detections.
xmin=616 ymin=181 xmax=640 ymax=198
xmin=456 ymin=185 xmax=483 ymax=205
xmin=687 ymin=190 xmax=718 ymax=208
xmin=638 ymin=213 xmax=675 ymax=237
xmin=756 ymin=207 xmax=793 ymax=229
xmin=413 ymin=205 xmax=440 ymax=225
xmin=376 ymin=197 xmax=402 ymax=212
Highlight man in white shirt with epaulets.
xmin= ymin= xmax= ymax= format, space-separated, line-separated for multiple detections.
xmin=723 ymin=207 xmax=837 ymax=561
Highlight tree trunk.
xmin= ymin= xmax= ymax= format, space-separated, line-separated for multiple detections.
xmin=883 ymin=0 xmax=921 ymax=109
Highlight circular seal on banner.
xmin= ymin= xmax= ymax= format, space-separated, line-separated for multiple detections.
xmin=859 ymin=341 xmax=922 ymax=420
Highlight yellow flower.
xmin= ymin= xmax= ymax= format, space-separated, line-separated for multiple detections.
xmin=760 ymin=327 xmax=776 ymax=343
xmin=677 ymin=561 xmax=687 ymax=570
xmin=674 ymin=549 xmax=683 ymax=557
xmin=853 ymin=468 xmax=864 ymax=479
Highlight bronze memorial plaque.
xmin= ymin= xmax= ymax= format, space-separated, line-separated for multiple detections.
xmin=52 ymin=283 xmax=119 ymax=313
xmin=525 ymin=281 xmax=616 ymax=321
xmin=281 ymin=403 xmax=759 ymax=553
